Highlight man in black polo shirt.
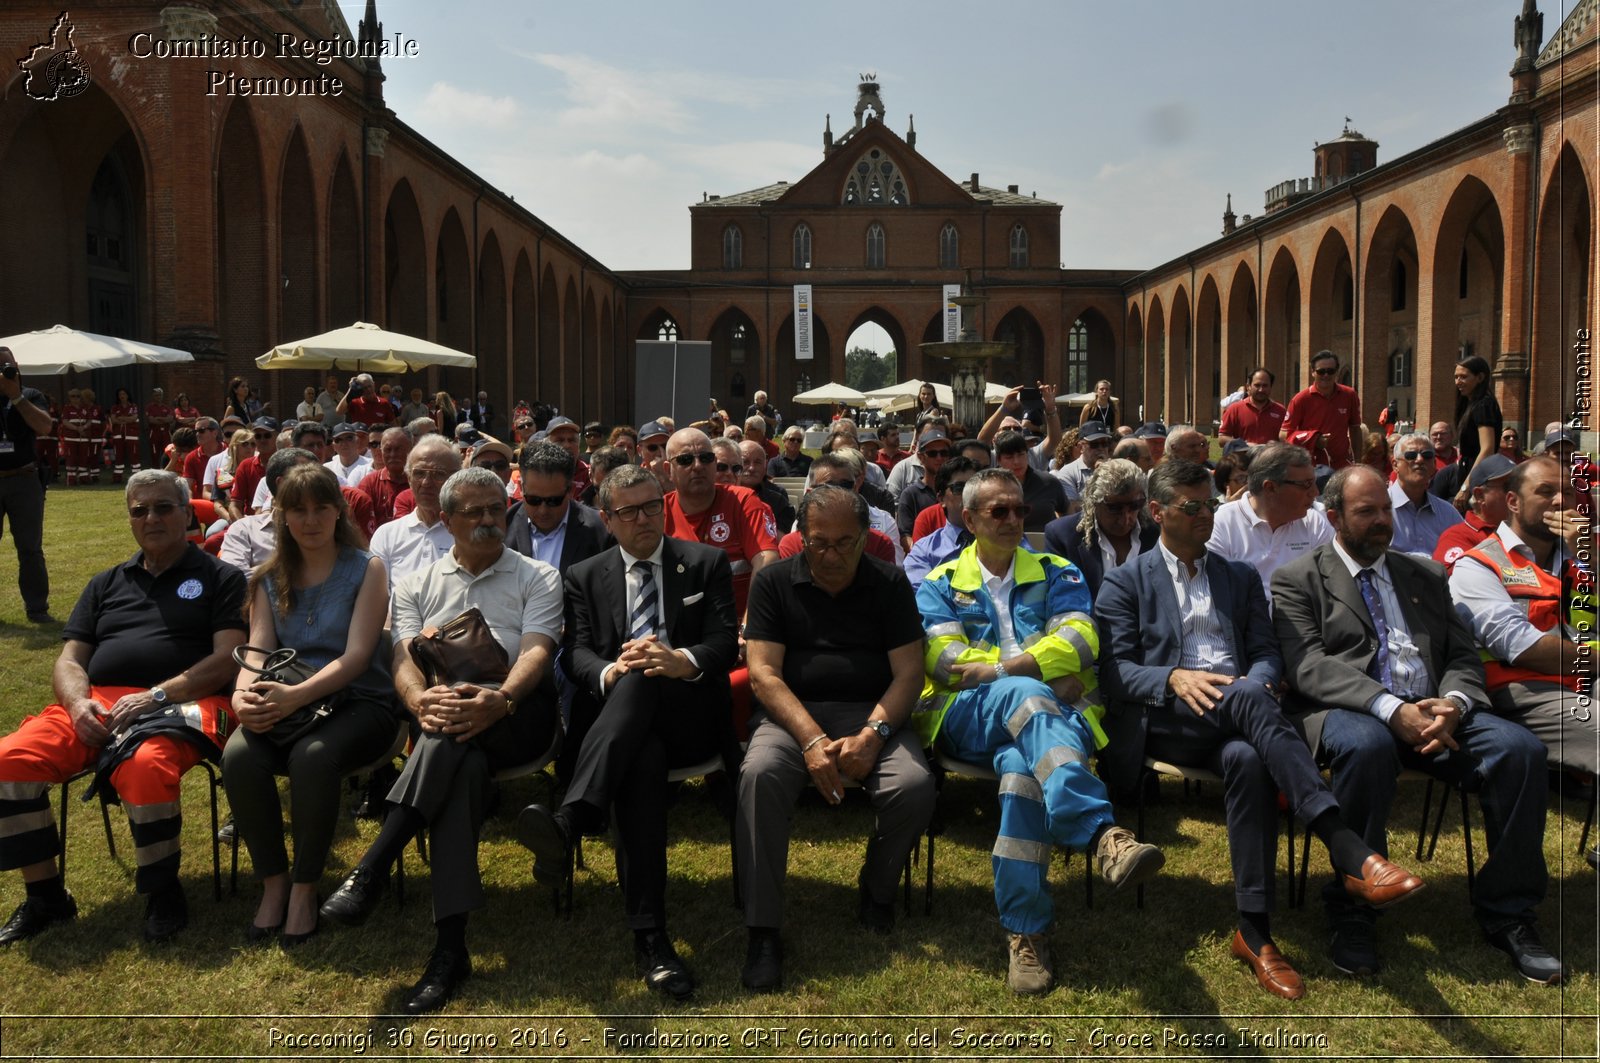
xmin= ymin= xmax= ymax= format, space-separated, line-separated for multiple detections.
xmin=736 ymin=485 xmax=934 ymax=991
xmin=0 ymin=469 xmax=247 ymax=945
xmin=0 ymin=347 xmax=55 ymax=622
xmin=995 ymin=429 xmax=1066 ymax=531
xmin=896 ymin=426 xmax=951 ymax=548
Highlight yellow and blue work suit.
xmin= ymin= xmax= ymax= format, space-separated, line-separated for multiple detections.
xmin=915 ymin=544 xmax=1115 ymax=934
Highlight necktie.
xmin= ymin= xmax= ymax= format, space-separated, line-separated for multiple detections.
xmin=1356 ymin=568 xmax=1394 ymax=690
xmin=628 ymin=559 xmax=658 ymax=642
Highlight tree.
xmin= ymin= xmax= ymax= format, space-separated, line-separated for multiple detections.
xmin=845 ymin=346 xmax=896 ymax=392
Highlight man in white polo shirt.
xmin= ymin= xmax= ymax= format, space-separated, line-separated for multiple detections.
xmin=1207 ymin=442 xmax=1331 ymax=605
xmin=368 ymin=436 xmax=461 ymax=592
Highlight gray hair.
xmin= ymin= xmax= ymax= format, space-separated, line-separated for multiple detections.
xmin=382 ymin=426 xmax=411 ymax=447
xmin=439 ymin=466 xmax=506 ymax=513
xmin=125 ymin=468 xmax=189 ymax=505
xmin=782 ymin=426 xmax=805 ymax=441
xmin=744 ymin=415 xmax=768 ymax=435
xmin=810 ymin=448 xmax=863 ymax=484
xmin=711 ymin=437 xmax=741 ymax=463
xmin=1167 ymin=423 xmax=1200 ymax=444
xmin=405 ymin=416 xmax=438 ymax=441
xmin=961 ymin=467 xmax=1022 ymax=510
xmin=1079 ymin=458 xmax=1148 ymax=548
xmin=1247 ymin=441 xmax=1313 ymax=495
xmin=1391 ymin=431 xmax=1431 ymax=462
xmin=598 ymin=462 xmax=662 ymax=511
xmin=406 ymin=436 xmax=461 ymax=476
xmin=797 ymin=483 xmax=868 ymax=536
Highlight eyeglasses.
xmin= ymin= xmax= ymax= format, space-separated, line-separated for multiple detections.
xmin=1278 ymin=477 xmax=1317 ymax=491
xmin=523 ymin=493 xmax=568 ymax=508
xmin=921 ymin=448 xmax=952 ymax=460
xmin=803 ymin=534 xmax=863 ymax=555
xmin=1313 ymin=367 xmax=1339 ymax=377
xmin=672 ymin=451 xmax=717 ymax=468
xmin=1102 ymin=498 xmax=1147 ymax=516
xmin=1400 ymin=450 xmax=1436 ymax=463
xmin=449 ymin=504 xmax=503 ymax=522
xmin=1166 ymin=497 xmax=1222 ymax=516
xmin=129 ymin=501 xmax=183 ymax=520
xmin=475 ymin=459 xmax=511 ymax=472
xmin=410 ymin=466 xmax=450 ymax=482
xmin=979 ymin=503 xmax=1032 ymax=521
xmin=716 ymin=462 xmax=743 ymax=474
xmin=608 ymin=498 xmax=665 ymax=522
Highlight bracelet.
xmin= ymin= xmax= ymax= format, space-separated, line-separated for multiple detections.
xmin=801 ymin=734 xmax=827 ymax=755
xmin=994 ymin=660 xmax=1008 ymax=680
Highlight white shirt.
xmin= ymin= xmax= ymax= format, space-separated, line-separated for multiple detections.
xmin=1207 ymin=494 xmax=1332 ymax=604
xmin=981 ymin=556 xmax=1022 ymax=658
xmin=868 ymin=505 xmax=905 ymax=563
xmin=369 ymin=510 xmax=456 ymax=592
xmin=1158 ymin=543 xmax=1235 ymax=676
xmin=391 ymin=546 xmax=562 ymax=661
xmin=1098 ymin=529 xmax=1144 ymax=580
xmin=1328 ymin=539 xmax=1450 ymax=723
xmin=325 ymin=454 xmax=373 ymax=489
xmin=202 ymin=451 xmax=231 ymax=496
xmin=219 ymin=512 xmax=275 ymax=573
xmin=1449 ymin=520 xmax=1576 ymax=663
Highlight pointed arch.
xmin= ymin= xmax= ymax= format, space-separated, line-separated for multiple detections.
xmin=1167 ymin=286 xmax=1191 ymax=423
xmin=562 ymin=278 xmax=579 ymax=411
xmin=992 ymin=306 xmax=1044 ymax=388
xmin=217 ymin=101 xmax=266 ymax=362
xmin=1263 ymin=246 xmax=1302 ymax=399
xmin=278 ymin=127 xmax=318 ymax=392
xmin=538 ymin=264 xmax=560 ymax=403
xmin=1361 ymin=205 xmax=1420 ymax=424
xmin=1307 ymin=227 xmax=1354 ymax=377
xmin=1145 ymin=295 xmax=1166 ymax=422
xmin=710 ymin=306 xmax=762 ymax=406
xmin=1125 ymin=302 xmax=1146 ymax=421
xmin=384 ymin=179 xmax=426 ymax=338
xmin=1534 ymin=144 xmax=1594 ymax=432
xmin=1195 ymin=276 xmax=1223 ymax=428
xmin=1430 ymin=176 xmax=1504 ymax=424
xmin=326 ymin=151 xmax=360 ymax=328
xmin=1224 ymin=261 xmax=1259 ymax=402
xmin=512 ymin=250 xmax=536 ymax=408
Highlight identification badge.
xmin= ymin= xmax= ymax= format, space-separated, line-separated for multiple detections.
xmin=0 ymin=440 xmax=15 ymax=455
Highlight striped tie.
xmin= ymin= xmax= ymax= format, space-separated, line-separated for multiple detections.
xmin=629 ymin=559 xmax=658 ymax=642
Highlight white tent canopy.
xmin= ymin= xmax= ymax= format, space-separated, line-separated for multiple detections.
xmin=791 ymin=382 xmax=866 ymax=406
xmin=0 ymin=324 xmax=194 ymax=375
xmin=258 ymin=321 xmax=476 ymax=374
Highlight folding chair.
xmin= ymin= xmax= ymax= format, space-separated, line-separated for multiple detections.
xmin=60 ymin=761 xmax=225 ymax=901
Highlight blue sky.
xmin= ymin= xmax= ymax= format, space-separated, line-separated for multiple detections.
xmin=338 ymin=0 xmax=1560 ymax=279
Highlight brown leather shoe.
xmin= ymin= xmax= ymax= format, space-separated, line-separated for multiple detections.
xmin=1341 ymin=854 xmax=1425 ymax=909
xmin=1230 ymin=930 xmax=1305 ymax=1000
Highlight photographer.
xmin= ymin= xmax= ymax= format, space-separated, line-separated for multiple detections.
xmin=336 ymin=373 xmax=395 ymax=428
xmin=0 ymin=347 xmax=55 ymax=623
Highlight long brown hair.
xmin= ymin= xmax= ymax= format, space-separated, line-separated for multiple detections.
xmin=248 ymin=463 xmax=362 ymax=620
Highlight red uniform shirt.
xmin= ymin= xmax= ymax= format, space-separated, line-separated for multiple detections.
xmin=61 ymin=403 xmax=87 ymax=440
xmin=911 ymin=501 xmax=948 ymax=542
xmin=1433 ymin=512 xmax=1495 ymax=572
xmin=1219 ymin=399 xmax=1287 ymax=445
xmin=144 ymin=401 xmax=172 ymax=434
xmin=182 ymin=447 xmax=216 ymax=495
xmin=346 ymin=394 xmax=394 ymax=426
xmin=357 ymin=466 xmax=410 ymax=526
xmin=343 ymin=485 xmax=378 ymax=539
xmin=229 ymin=455 xmax=265 ymax=512
xmin=876 ymin=450 xmax=909 ymax=474
xmin=109 ymin=403 xmax=140 ymax=438
xmin=662 ymin=484 xmax=779 ymax=616
xmin=1282 ymin=384 xmax=1362 ymax=468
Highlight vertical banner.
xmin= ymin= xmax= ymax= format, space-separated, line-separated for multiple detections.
xmin=942 ymin=284 xmax=962 ymax=342
xmin=793 ymin=284 xmax=813 ymax=361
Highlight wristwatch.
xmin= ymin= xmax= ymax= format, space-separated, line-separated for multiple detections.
xmin=866 ymin=719 xmax=892 ymax=741
xmin=150 ymin=687 xmax=169 ymax=707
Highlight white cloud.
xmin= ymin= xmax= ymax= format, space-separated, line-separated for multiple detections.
xmin=415 ymin=82 xmax=519 ymax=129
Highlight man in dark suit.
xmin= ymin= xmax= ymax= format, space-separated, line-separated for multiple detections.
xmin=1097 ymin=460 xmax=1419 ymax=1000
xmin=516 ymin=463 xmax=739 ymax=1001
xmin=1042 ymin=457 xmax=1159 ymax=598
xmin=467 ymin=391 xmax=495 ymax=437
xmin=1272 ymin=464 xmax=1561 ymax=984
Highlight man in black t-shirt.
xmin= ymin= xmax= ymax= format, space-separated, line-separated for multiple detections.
xmin=0 ymin=347 xmax=55 ymax=622
xmin=735 ymin=485 xmax=933 ymax=991
xmin=0 ymin=470 xmax=247 ymax=947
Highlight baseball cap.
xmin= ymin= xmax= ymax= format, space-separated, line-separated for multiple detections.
xmin=250 ymin=416 xmax=279 ymax=432
xmin=1221 ymin=438 xmax=1252 ymax=457
xmin=638 ymin=420 xmax=670 ymax=441
xmin=545 ymin=415 xmax=579 ymax=435
xmin=1542 ymin=430 xmax=1578 ymax=451
xmin=455 ymin=426 xmax=482 ymax=446
xmin=1080 ymin=420 xmax=1112 ymax=442
xmin=1135 ymin=421 xmax=1168 ymax=439
xmin=917 ymin=427 xmax=951 ymax=448
xmin=471 ymin=440 xmax=515 ymax=464
xmin=1468 ymin=453 xmax=1517 ymax=490
xmin=331 ymin=422 xmax=359 ymax=439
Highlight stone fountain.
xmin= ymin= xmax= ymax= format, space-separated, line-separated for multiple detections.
xmin=919 ymin=285 xmax=1012 ymax=434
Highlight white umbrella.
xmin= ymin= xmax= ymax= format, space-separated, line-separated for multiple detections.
xmin=791 ymin=382 xmax=866 ymax=406
xmin=0 ymin=324 xmax=194 ymax=375
xmin=257 ymin=321 xmax=476 ymax=373
xmin=863 ymin=378 xmax=954 ymax=407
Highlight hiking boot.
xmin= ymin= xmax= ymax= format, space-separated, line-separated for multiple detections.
xmin=1007 ymin=932 xmax=1053 ymax=995
xmin=1093 ymin=825 xmax=1164 ymax=892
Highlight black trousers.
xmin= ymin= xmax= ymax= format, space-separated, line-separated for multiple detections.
xmin=561 ymin=672 xmax=723 ymax=931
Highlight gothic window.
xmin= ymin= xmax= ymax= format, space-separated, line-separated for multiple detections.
xmin=657 ymin=317 xmax=679 ymax=341
xmin=792 ymin=223 xmax=812 ymax=269
xmin=842 ymin=148 xmax=908 ymax=206
xmin=1009 ymin=224 xmax=1029 ymax=267
xmin=1389 ymin=345 xmax=1412 ymax=387
xmin=731 ymin=322 xmax=747 ymax=365
xmin=722 ymin=224 xmax=742 ymax=269
xmin=866 ymin=223 xmax=886 ymax=269
xmin=1391 ymin=260 xmax=1408 ymax=312
xmin=1065 ymin=318 xmax=1090 ymax=393
xmin=938 ymin=223 xmax=959 ymax=269
xmin=87 ymin=161 xmax=130 ymax=271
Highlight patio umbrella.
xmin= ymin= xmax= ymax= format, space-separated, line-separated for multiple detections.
xmin=791 ymin=381 xmax=866 ymax=406
xmin=862 ymin=378 xmax=954 ymax=408
xmin=257 ymin=321 xmax=476 ymax=373
xmin=0 ymin=324 xmax=194 ymax=375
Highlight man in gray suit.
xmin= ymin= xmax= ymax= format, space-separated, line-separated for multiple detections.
xmin=1097 ymin=460 xmax=1422 ymax=1000
xmin=1272 ymin=465 xmax=1561 ymax=984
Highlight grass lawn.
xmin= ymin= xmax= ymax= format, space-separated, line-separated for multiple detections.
xmin=0 ymin=484 xmax=1594 ymax=1061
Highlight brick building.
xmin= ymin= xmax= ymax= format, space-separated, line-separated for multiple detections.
xmin=1 ymin=0 xmax=1594 ymax=437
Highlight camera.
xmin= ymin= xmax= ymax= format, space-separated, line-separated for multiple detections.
xmin=0 ymin=364 xmax=16 ymax=380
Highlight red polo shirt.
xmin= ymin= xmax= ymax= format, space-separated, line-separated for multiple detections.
xmin=1219 ymin=399 xmax=1287 ymax=445
xmin=357 ymin=466 xmax=409 ymax=526
xmin=662 ymin=484 xmax=779 ymax=616
xmin=1283 ymin=383 xmax=1362 ymax=468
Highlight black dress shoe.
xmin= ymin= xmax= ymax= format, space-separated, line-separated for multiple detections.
xmin=143 ymin=882 xmax=188 ymax=943
xmin=1487 ymin=923 xmax=1565 ymax=985
xmin=0 ymin=891 xmax=77 ymax=946
xmin=857 ymin=871 xmax=894 ymax=935
xmin=1587 ymin=845 xmax=1599 ymax=871
xmin=245 ymin=920 xmax=283 ymax=945
xmin=320 ymin=866 xmax=387 ymax=927
xmin=635 ymin=930 xmax=695 ymax=1001
xmin=515 ymin=805 xmax=572 ymax=887
xmin=1329 ymin=915 xmax=1380 ymax=976
xmin=741 ymin=928 xmax=783 ymax=992
xmin=404 ymin=946 xmax=471 ymax=1015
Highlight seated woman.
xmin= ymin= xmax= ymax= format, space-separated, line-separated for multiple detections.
xmin=205 ymin=428 xmax=254 ymax=503
xmin=223 ymin=462 xmax=399 ymax=945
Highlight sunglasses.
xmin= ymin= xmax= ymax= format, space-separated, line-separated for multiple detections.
xmin=1313 ymin=367 xmax=1339 ymax=377
xmin=672 ymin=451 xmax=717 ymax=468
xmin=979 ymin=503 xmax=1032 ymax=521
xmin=129 ymin=501 xmax=183 ymax=519
xmin=1102 ymin=499 xmax=1146 ymax=516
xmin=921 ymin=448 xmax=952 ymax=459
xmin=1400 ymin=450 xmax=1436 ymax=462
xmin=522 ymin=492 xmax=567 ymax=508
xmin=608 ymin=498 xmax=665 ymax=522
xmin=1167 ymin=497 xmax=1222 ymax=516
xmin=641 ymin=442 xmax=663 ymax=453
xmin=449 ymin=504 xmax=503 ymax=522
xmin=716 ymin=462 xmax=743 ymax=474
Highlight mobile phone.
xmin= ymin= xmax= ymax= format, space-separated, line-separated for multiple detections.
xmin=1017 ymin=386 xmax=1045 ymax=425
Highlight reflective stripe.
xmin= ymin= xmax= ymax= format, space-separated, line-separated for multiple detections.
xmin=1054 ymin=625 xmax=1095 ymax=665
xmin=1033 ymin=745 xmax=1085 ymax=785
xmin=933 ymin=643 xmax=964 ymax=683
xmin=124 ymin=800 xmax=181 ymax=825
xmin=1047 ymin=611 xmax=1094 ymax=632
xmin=1020 ymin=632 xmax=1042 ymax=649
xmin=926 ymin=622 xmax=964 ymax=640
xmin=1005 ymin=695 xmax=1061 ymax=739
xmin=134 ymin=837 xmax=181 ymax=866
xmin=0 ymin=809 xmax=56 ymax=838
xmin=997 ymin=772 xmax=1043 ymax=803
xmin=0 ymin=781 xmax=49 ymax=802
xmin=992 ymin=835 xmax=1051 ymax=865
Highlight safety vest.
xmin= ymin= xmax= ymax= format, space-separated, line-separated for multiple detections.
xmin=1461 ymin=536 xmax=1593 ymax=692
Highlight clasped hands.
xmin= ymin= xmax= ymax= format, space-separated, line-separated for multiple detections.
xmin=233 ymin=681 xmax=313 ymax=734
xmin=412 ymin=682 xmax=509 ymax=742
xmin=609 ymin=634 xmax=696 ymax=682
xmin=804 ymin=728 xmax=884 ymax=806
xmin=1390 ymin=697 xmax=1461 ymax=756
xmin=71 ymin=688 xmax=173 ymax=745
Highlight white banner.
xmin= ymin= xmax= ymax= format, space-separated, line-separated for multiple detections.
xmin=942 ymin=284 xmax=962 ymax=342
xmin=793 ymin=284 xmax=813 ymax=361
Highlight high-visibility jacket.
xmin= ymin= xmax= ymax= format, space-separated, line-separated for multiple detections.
xmin=914 ymin=543 xmax=1105 ymax=747
xmin=1461 ymin=535 xmax=1594 ymax=692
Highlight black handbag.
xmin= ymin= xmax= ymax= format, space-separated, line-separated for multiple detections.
xmin=232 ymin=645 xmax=341 ymax=747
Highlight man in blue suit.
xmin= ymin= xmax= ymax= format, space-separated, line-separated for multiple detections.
xmin=1095 ymin=460 xmax=1425 ymax=1001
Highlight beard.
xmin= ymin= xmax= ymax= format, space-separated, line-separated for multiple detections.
xmin=1341 ymin=525 xmax=1391 ymax=565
